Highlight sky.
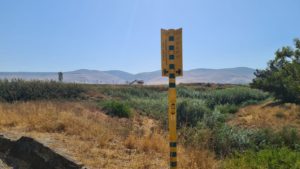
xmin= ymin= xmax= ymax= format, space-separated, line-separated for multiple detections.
xmin=1 ymin=0 xmax=300 ymax=73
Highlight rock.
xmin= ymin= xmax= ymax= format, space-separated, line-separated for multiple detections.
xmin=0 ymin=136 xmax=84 ymax=169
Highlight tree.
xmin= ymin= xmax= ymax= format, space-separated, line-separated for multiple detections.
xmin=58 ymin=72 xmax=63 ymax=82
xmin=251 ymin=39 xmax=300 ymax=103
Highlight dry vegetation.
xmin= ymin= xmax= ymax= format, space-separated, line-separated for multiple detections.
xmin=0 ymin=101 xmax=218 ymax=169
xmin=228 ymin=101 xmax=300 ymax=131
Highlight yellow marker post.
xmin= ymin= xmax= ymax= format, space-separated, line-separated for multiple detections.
xmin=161 ymin=28 xmax=183 ymax=169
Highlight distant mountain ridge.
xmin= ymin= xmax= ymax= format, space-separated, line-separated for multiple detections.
xmin=0 ymin=67 xmax=256 ymax=84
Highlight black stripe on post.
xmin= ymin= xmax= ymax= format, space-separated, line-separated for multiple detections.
xmin=170 ymin=152 xmax=177 ymax=157
xmin=169 ymin=73 xmax=175 ymax=79
xmin=170 ymin=142 xmax=177 ymax=147
xmin=169 ymin=83 xmax=176 ymax=88
xmin=170 ymin=162 xmax=177 ymax=167
xmin=169 ymin=55 xmax=175 ymax=60
xmin=169 ymin=64 xmax=175 ymax=69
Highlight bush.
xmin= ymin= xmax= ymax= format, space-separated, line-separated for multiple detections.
xmin=223 ymin=148 xmax=300 ymax=169
xmin=210 ymin=126 xmax=300 ymax=157
xmin=177 ymin=99 xmax=211 ymax=127
xmin=211 ymin=125 xmax=254 ymax=156
xmin=215 ymin=104 xmax=239 ymax=114
xmin=102 ymin=100 xmax=132 ymax=118
xmin=96 ymin=86 xmax=165 ymax=99
xmin=203 ymin=110 xmax=226 ymax=129
xmin=0 ymin=79 xmax=86 ymax=102
xmin=178 ymin=124 xmax=211 ymax=149
xmin=203 ymin=87 xmax=269 ymax=108
xmin=252 ymin=127 xmax=300 ymax=150
xmin=178 ymin=86 xmax=269 ymax=108
xmin=126 ymin=98 xmax=167 ymax=121
xmin=251 ymin=38 xmax=300 ymax=103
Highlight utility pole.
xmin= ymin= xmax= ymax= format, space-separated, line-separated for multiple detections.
xmin=161 ymin=28 xmax=183 ymax=169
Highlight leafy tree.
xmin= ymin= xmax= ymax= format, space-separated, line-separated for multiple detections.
xmin=58 ymin=72 xmax=63 ymax=82
xmin=251 ymin=38 xmax=300 ymax=103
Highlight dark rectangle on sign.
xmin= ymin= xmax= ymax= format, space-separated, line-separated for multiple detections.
xmin=169 ymin=55 xmax=174 ymax=60
xmin=169 ymin=83 xmax=176 ymax=88
xmin=170 ymin=142 xmax=177 ymax=147
xmin=170 ymin=152 xmax=177 ymax=157
xmin=169 ymin=73 xmax=175 ymax=78
xmin=169 ymin=36 xmax=174 ymax=41
xmin=170 ymin=162 xmax=177 ymax=167
xmin=169 ymin=64 xmax=175 ymax=69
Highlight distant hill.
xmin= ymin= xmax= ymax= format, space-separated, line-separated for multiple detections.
xmin=0 ymin=67 xmax=256 ymax=84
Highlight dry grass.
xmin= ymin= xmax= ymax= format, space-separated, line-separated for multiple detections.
xmin=0 ymin=101 xmax=218 ymax=169
xmin=180 ymin=148 xmax=219 ymax=169
xmin=228 ymin=101 xmax=300 ymax=131
xmin=0 ymin=101 xmax=116 ymax=146
xmin=124 ymin=131 xmax=169 ymax=153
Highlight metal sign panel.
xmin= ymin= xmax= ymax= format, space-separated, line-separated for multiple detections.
xmin=161 ymin=28 xmax=183 ymax=77
xmin=161 ymin=28 xmax=183 ymax=169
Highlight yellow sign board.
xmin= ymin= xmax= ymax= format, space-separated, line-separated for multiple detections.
xmin=161 ymin=28 xmax=183 ymax=169
xmin=161 ymin=28 xmax=183 ymax=77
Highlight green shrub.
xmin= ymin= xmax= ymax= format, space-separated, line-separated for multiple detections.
xmin=177 ymin=99 xmax=211 ymax=127
xmin=223 ymin=148 xmax=300 ymax=169
xmin=251 ymin=38 xmax=300 ymax=104
xmin=127 ymin=98 xmax=167 ymax=121
xmin=215 ymin=104 xmax=239 ymax=114
xmin=178 ymin=86 xmax=269 ymax=108
xmin=204 ymin=110 xmax=226 ymax=129
xmin=203 ymin=87 xmax=269 ymax=108
xmin=102 ymin=100 xmax=132 ymax=118
xmin=0 ymin=79 xmax=85 ymax=102
xmin=211 ymin=125 xmax=254 ymax=156
xmin=252 ymin=127 xmax=300 ymax=150
xmin=96 ymin=86 xmax=166 ymax=99
xmin=178 ymin=124 xmax=211 ymax=149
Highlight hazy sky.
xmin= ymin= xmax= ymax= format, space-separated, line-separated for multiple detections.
xmin=1 ymin=0 xmax=300 ymax=73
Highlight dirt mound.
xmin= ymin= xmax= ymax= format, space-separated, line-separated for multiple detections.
xmin=0 ymin=135 xmax=84 ymax=169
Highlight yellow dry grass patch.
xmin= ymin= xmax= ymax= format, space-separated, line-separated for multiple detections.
xmin=0 ymin=101 xmax=218 ymax=169
xmin=228 ymin=101 xmax=300 ymax=131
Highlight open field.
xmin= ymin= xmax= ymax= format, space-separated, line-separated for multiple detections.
xmin=0 ymin=80 xmax=300 ymax=168
xmin=0 ymin=101 xmax=218 ymax=169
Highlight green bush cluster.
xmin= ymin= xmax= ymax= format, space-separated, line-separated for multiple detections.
xmin=252 ymin=127 xmax=300 ymax=150
xmin=203 ymin=87 xmax=269 ymax=108
xmin=102 ymin=100 xmax=132 ymax=118
xmin=96 ymin=85 xmax=165 ymax=99
xmin=127 ymin=98 xmax=167 ymax=120
xmin=0 ymin=79 xmax=85 ymax=102
xmin=223 ymin=148 xmax=300 ymax=169
xmin=215 ymin=104 xmax=239 ymax=114
xmin=178 ymin=86 xmax=268 ymax=108
xmin=177 ymin=99 xmax=211 ymax=127
xmin=251 ymin=38 xmax=300 ymax=103
xmin=210 ymin=125 xmax=300 ymax=157
xmin=211 ymin=125 xmax=254 ymax=156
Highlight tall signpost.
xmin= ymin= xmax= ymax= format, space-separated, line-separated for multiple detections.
xmin=161 ymin=28 xmax=183 ymax=169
